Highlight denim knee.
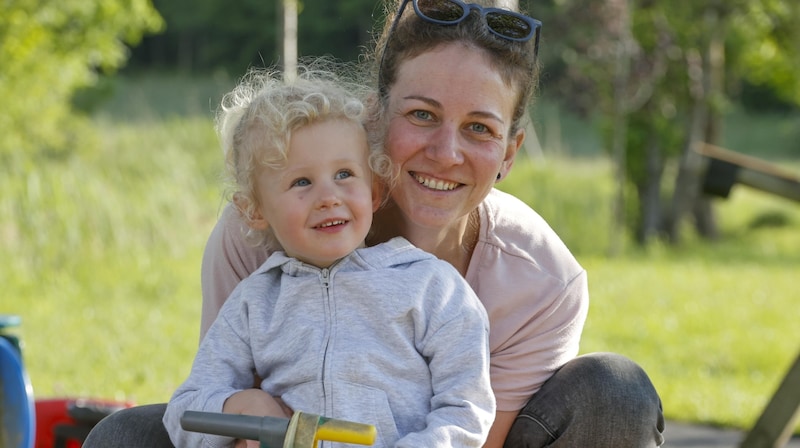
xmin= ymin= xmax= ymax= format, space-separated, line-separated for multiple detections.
xmin=83 ymin=403 xmax=173 ymax=448
xmin=506 ymin=352 xmax=665 ymax=447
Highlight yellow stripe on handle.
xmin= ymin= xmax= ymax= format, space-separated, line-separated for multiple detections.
xmin=314 ymin=416 xmax=376 ymax=445
xmin=283 ymin=412 xmax=376 ymax=447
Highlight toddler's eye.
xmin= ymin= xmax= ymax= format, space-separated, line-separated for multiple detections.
xmin=292 ymin=178 xmax=311 ymax=187
xmin=335 ymin=170 xmax=353 ymax=180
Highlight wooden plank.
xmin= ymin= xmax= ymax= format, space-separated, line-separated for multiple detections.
xmin=697 ymin=144 xmax=800 ymax=182
xmin=738 ymin=169 xmax=800 ymax=203
xmin=740 ymin=352 xmax=800 ymax=448
xmin=696 ymin=143 xmax=800 ymax=203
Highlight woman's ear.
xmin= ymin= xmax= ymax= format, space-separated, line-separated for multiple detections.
xmin=499 ymin=128 xmax=525 ymax=179
xmin=233 ymin=192 xmax=270 ymax=230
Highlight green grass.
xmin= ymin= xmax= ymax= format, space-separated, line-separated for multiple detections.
xmin=2 ymin=73 xmax=799 ymax=434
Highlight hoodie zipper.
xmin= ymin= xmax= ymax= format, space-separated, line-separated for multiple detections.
xmin=320 ymin=267 xmax=333 ymax=419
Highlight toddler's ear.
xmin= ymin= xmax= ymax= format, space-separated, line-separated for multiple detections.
xmin=233 ymin=192 xmax=270 ymax=230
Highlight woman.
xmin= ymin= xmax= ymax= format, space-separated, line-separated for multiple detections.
xmin=85 ymin=0 xmax=665 ymax=446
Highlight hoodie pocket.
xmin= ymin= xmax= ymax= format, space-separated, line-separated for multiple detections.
xmin=281 ymin=380 xmax=399 ymax=448
xmin=327 ymin=381 xmax=399 ymax=448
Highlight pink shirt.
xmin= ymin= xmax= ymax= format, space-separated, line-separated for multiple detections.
xmin=200 ymin=188 xmax=588 ymax=412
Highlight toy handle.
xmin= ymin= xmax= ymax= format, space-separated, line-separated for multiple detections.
xmin=180 ymin=411 xmax=376 ymax=447
xmin=181 ymin=411 xmax=288 ymax=447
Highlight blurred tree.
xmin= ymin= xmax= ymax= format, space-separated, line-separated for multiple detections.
xmin=128 ymin=0 xmax=277 ymax=73
xmin=127 ymin=0 xmax=378 ymax=74
xmin=536 ymin=0 xmax=800 ymax=247
xmin=666 ymin=0 xmax=800 ymax=243
xmin=0 ymin=0 xmax=163 ymax=159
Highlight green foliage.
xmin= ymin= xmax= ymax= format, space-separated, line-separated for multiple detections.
xmin=0 ymin=0 xmax=163 ymax=160
xmin=729 ymin=0 xmax=800 ymax=105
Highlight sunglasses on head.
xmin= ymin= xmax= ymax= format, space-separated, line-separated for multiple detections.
xmin=407 ymin=0 xmax=541 ymax=42
xmin=379 ymin=0 xmax=541 ymax=90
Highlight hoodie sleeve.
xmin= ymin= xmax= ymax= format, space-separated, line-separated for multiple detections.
xmin=163 ymin=284 xmax=258 ymax=448
xmin=396 ymin=262 xmax=496 ymax=448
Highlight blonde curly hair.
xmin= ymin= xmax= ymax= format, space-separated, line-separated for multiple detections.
xmin=217 ymin=61 xmax=392 ymax=249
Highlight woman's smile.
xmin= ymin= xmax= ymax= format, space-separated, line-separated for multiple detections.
xmin=411 ymin=172 xmax=461 ymax=191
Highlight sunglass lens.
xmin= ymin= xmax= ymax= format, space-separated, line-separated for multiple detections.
xmin=486 ymin=12 xmax=532 ymax=40
xmin=417 ymin=0 xmax=466 ymax=23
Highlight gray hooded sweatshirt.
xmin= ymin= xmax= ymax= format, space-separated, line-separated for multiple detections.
xmin=164 ymin=237 xmax=494 ymax=447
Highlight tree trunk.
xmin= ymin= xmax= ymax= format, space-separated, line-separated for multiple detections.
xmin=666 ymin=47 xmax=707 ymax=244
xmin=667 ymin=9 xmax=722 ymax=244
xmin=280 ymin=0 xmax=298 ymax=80
xmin=608 ymin=0 xmax=633 ymax=256
xmin=692 ymin=25 xmax=725 ymax=240
xmin=638 ymin=137 xmax=665 ymax=244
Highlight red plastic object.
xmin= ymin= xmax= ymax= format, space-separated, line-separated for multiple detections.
xmin=34 ymin=398 xmax=135 ymax=448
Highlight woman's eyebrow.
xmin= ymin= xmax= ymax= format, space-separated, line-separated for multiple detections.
xmin=402 ymin=95 xmax=505 ymax=124
xmin=402 ymin=95 xmax=440 ymax=108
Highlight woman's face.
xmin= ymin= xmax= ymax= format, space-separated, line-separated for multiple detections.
xmin=384 ymin=43 xmax=524 ymax=231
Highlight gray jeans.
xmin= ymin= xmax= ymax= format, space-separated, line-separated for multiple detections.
xmin=83 ymin=352 xmax=664 ymax=447
xmin=504 ymin=352 xmax=665 ymax=447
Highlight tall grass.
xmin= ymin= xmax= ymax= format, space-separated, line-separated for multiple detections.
xmin=2 ymin=73 xmax=799 ymax=434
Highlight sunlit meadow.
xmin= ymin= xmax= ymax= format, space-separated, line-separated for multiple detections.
xmin=2 ymin=74 xmax=798 ymax=434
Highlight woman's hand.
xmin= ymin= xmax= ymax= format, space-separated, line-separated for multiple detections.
xmin=223 ymin=389 xmax=294 ymax=448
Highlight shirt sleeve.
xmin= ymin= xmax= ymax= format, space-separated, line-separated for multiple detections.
xmin=163 ymin=290 xmax=258 ymax=448
xmin=486 ymin=268 xmax=588 ymax=411
xmin=468 ymin=190 xmax=590 ymax=412
xmin=200 ymin=203 xmax=270 ymax=342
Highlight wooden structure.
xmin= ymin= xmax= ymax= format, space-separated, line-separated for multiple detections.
xmin=740 ymin=353 xmax=800 ymax=447
xmin=697 ymin=143 xmax=800 ymax=202
xmin=693 ymin=143 xmax=800 ymax=447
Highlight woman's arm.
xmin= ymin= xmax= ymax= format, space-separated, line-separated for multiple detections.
xmin=200 ymin=204 xmax=270 ymax=340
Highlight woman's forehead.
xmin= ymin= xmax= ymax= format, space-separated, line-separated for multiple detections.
xmin=392 ymin=44 xmax=515 ymax=109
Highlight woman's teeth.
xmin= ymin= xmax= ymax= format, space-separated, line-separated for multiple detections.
xmin=413 ymin=174 xmax=458 ymax=191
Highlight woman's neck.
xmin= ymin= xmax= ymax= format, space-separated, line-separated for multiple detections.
xmin=371 ymin=203 xmax=479 ymax=277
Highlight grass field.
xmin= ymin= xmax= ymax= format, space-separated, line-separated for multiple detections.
xmin=2 ymin=73 xmax=799 ymax=434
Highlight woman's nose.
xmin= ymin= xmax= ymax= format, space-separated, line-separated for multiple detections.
xmin=426 ymin=125 xmax=464 ymax=165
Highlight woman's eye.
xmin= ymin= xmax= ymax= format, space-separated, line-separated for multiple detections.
xmin=469 ymin=123 xmax=489 ymax=134
xmin=292 ymin=178 xmax=311 ymax=187
xmin=411 ymin=110 xmax=433 ymax=121
xmin=335 ymin=170 xmax=353 ymax=180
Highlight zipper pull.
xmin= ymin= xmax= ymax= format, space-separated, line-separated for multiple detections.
xmin=320 ymin=268 xmax=330 ymax=288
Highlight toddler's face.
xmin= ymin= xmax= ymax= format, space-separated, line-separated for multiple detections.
xmin=253 ymin=119 xmax=377 ymax=268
